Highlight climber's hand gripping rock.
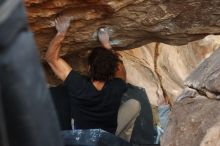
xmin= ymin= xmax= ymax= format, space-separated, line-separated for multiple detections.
xmin=55 ymin=16 xmax=71 ymax=34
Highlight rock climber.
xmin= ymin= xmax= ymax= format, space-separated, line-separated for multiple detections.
xmin=46 ymin=16 xmax=127 ymax=134
xmin=47 ymin=16 xmax=156 ymax=145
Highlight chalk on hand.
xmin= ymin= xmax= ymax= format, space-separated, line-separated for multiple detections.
xmin=100 ymin=28 xmax=105 ymax=32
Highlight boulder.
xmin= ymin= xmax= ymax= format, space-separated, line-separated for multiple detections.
xmin=120 ymin=35 xmax=220 ymax=104
xmin=161 ymin=98 xmax=220 ymax=146
xmin=161 ymin=46 xmax=220 ymax=146
xmin=176 ymin=42 xmax=220 ymax=101
xmin=25 ymin=0 xmax=220 ymax=58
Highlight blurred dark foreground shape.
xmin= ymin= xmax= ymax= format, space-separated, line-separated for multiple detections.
xmin=0 ymin=0 xmax=62 ymax=146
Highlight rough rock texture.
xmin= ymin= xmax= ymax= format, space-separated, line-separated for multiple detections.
xmin=118 ymin=35 xmax=220 ymax=105
xmin=25 ymin=0 xmax=220 ymax=58
xmin=200 ymin=121 xmax=220 ymax=146
xmin=161 ymin=98 xmax=220 ymax=146
xmin=176 ymin=43 xmax=220 ymax=101
xmin=185 ymin=48 xmax=220 ymax=99
xmin=161 ymin=44 xmax=220 ymax=146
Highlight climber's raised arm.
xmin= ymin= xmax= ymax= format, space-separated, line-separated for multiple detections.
xmin=115 ymin=60 xmax=126 ymax=81
xmin=98 ymin=28 xmax=112 ymax=49
xmin=97 ymin=27 xmax=126 ymax=81
xmin=45 ymin=16 xmax=72 ymax=81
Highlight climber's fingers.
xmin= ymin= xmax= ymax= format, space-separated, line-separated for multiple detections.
xmin=55 ymin=15 xmax=70 ymax=33
xmin=97 ymin=27 xmax=112 ymax=49
xmin=98 ymin=27 xmax=109 ymax=41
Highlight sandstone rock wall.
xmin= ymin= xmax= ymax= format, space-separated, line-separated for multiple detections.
xmin=161 ymin=37 xmax=220 ymax=146
xmin=161 ymin=98 xmax=220 ymax=146
xmin=119 ymin=35 xmax=220 ymax=105
xmin=161 ymin=47 xmax=220 ymax=145
xmin=25 ymin=0 xmax=220 ymax=59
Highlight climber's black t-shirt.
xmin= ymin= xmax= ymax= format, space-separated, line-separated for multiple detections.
xmin=64 ymin=70 xmax=126 ymax=133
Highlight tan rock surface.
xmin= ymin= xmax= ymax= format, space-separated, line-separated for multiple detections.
xmin=161 ymin=98 xmax=220 ymax=146
xmin=25 ymin=0 xmax=220 ymax=58
xmin=161 ymin=37 xmax=220 ymax=146
xmin=119 ymin=35 xmax=220 ymax=105
xmin=200 ymin=121 xmax=220 ymax=146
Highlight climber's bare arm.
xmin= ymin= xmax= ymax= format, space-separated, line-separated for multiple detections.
xmin=98 ymin=28 xmax=126 ymax=80
xmin=45 ymin=16 xmax=72 ymax=81
xmin=115 ymin=61 xmax=126 ymax=81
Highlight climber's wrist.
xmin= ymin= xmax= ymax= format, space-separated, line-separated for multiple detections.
xmin=103 ymin=44 xmax=112 ymax=50
xmin=57 ymin=31 xmax=66 ymax=36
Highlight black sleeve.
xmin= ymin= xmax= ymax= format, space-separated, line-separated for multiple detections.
xmin=113 ymin=78 xmax=127 ymax=93
xmin=64 ymin=70 xmax=87 ymax=96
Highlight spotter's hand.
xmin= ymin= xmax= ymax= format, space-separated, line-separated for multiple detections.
xmin=55 ymin=16 xmax=70 ymax=33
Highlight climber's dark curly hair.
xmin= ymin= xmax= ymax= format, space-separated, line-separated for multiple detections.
xmin=88 ymin=47 xmax=120 ymax=82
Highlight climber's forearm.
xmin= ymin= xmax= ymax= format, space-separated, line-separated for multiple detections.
xmin=98 ymin=28 xmax=112 ymax=50
xmin=46 ymin=32 xmax=72 ymax=81
xmin=46 ymin=32 xmax=65 ymax=62
xmin=103 ymin=43 xmax=112 ymax=50
xmin=45 ymin=16 xmax=72 ymax=81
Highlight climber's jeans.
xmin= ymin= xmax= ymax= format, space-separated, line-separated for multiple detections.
xmin=116 ymin=99 xmax=141 ymax=142
xmin=158 ymin=104 xmax=170 ymax=130
xmin=154 ymin=105 xmax=170 ymax=144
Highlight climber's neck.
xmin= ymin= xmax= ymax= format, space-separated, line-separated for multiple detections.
xmin=92 ymin=80 xmax=105 ymax=91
